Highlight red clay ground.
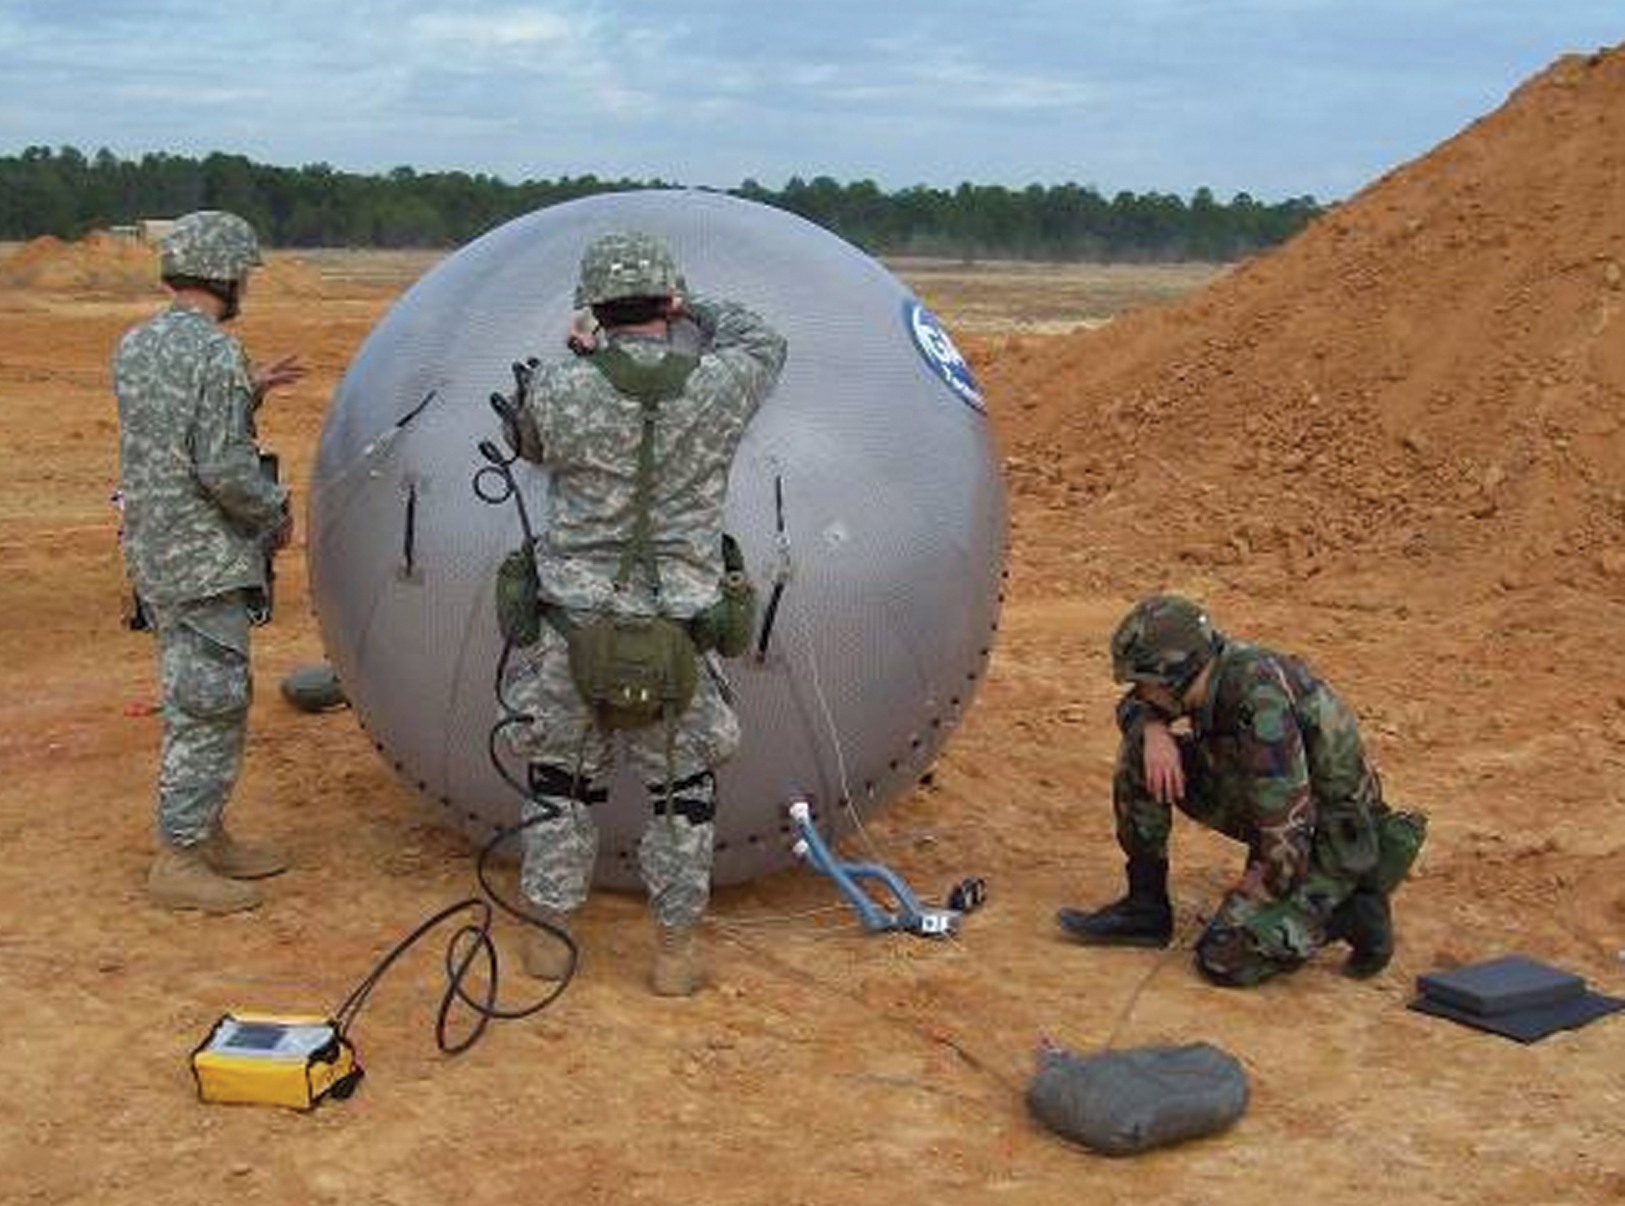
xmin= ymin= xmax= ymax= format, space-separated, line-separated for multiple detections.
xmin=2 ymin=45 xmax=1624 ymax=1206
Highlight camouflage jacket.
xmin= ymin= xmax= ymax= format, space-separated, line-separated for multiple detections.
xmin=514 ymin=296 xmax=786 ymax=618
xmin=1118 ymin=640 xmax=1377 ymax=894
xmin=115 ymin=304 xmax=287 ymax=606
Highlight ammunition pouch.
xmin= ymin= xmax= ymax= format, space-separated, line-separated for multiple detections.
xmin=495 ymin=547 xmax=543 ymax=647
xmin=1369 ymin=809 xmax=1428 ymax=894
xmin=688 ymin=536 xmax=757 ymax=658
xmin=1312 ymin=801 xmax=1381 ymax=881
xmin=1314 ymin=800 xmax=1427 ymax=893
xmin=564 ymin=613 xmax=698 ymax=730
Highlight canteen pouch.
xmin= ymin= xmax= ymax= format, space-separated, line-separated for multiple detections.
xmin=567 ymin=615 xmax=698 ymax=729
xmin=690 ymin=534 xmax=757 ymax=658
xmin=1369 ymin=809 xmax=1427 ymax=893
xmin=495 ymin=546 xmax=542 ymax=648
xmin=1313 ymin=801 xmax=1381 ymax=881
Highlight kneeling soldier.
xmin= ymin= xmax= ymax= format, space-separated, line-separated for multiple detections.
xmin=1058 ymin=595 xmax=1426 ymax=986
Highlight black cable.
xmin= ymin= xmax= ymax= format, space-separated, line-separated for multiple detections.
xmin=326 ymin=404 xmax=575 ymax=1056
xmin=329 ymin=815 xmax=577 ymax=1055
xmin=314 ymin=393 xmax=583 ymax=1055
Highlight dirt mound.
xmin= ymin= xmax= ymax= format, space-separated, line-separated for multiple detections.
xmin=0 ymin=230 xmax=158 ymax=293
xmin=0 ymin=231 xmax=323 ymax=298
xmin=984 ymin=45 xmax=1625 ymax=598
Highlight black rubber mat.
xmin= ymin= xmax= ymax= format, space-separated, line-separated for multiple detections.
xmin=1408 ymin=988 xmax=1622 ymax=1044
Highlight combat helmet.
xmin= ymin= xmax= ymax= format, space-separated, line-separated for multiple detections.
xmin=1110 ymin=594 xmax=1221 ymax=693
xmin=159 ymin=210 xmax=262 ymax=284
xmin=574 ymin=230 xmax=685 ymax=307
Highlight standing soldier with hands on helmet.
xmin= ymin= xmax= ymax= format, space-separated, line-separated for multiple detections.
xmin=116 ymin=210 xmax=306 ymax=914
xmin=499 ymin=231 xmax=786 ymax=996
xmin=1057 ymin=595 xmax=1427 ymax=986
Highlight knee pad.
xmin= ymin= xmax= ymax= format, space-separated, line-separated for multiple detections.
xmin=527 ymin=763 xmax=607 ymax=805
xmin=649 ymin=770 xmax=716 ymax=824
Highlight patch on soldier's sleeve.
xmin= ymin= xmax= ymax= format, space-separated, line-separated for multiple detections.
xmin=1247 ymin=693 xmax=1290 ymax=743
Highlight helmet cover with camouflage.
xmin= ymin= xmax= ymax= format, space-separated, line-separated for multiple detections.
xmin=574 ymin=230 xmax=685 ymax=307
xmin=1110 ymin=594 xmax=1220 ymax=692
xmin=159 ymin=210 xmax=262 ymax=284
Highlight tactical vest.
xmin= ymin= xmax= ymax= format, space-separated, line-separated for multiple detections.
xmin=495 ymin=344 xmax=760 ymax=726
xmin=559 ymin=345 xmax=701 ymax=730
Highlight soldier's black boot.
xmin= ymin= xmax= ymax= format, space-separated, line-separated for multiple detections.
xmin=1329 ymin=889 xmax=1394 ymax=978
xmin=1056 ymin=857 xmax=1173 ymax=947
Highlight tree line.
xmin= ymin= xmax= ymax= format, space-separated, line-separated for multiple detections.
xmin=0 ymin=145 xmax=1321 ymax=262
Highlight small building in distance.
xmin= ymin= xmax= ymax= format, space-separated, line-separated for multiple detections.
xmin=135 ymin=218 xmax=175 ymax=245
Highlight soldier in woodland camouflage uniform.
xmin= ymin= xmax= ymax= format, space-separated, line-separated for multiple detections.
xmin=502 ymin=230 xmax=786 ymax=995
xmin=115 ymin=210 xmax=305 ymax=914
xmin=1057 ymin=595 xmax=1427 ymax=986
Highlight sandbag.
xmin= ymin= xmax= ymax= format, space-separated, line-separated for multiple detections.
xmin=1026 ymin=1042 xmax=1249 ymax=1156
xmin=279 ymin=663 xmax=348 ymax=713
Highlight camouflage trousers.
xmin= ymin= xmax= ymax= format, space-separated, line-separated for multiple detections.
xmin=150 ymin=591 xmax=253 ymax=847
xmin=503 ymin=626 xmax=741 ymax=928
xmin=1114 ymin=727 xmax=1388 ymax=986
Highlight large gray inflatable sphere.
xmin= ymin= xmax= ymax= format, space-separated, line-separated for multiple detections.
xmin=308 ymin=190 xmax=1006 ymax=888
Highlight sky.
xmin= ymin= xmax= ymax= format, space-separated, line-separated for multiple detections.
xmin=0 ymin=1 xmax=1619 ymax=202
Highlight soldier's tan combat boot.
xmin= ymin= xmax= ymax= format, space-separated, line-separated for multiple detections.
xmin=521 ymin=908 xmax=577 ymax=981
xmin=148 ymin=844 xmax=262 ymax=914
xmin=200 ymin=828 xmax=288 ymax=880
xmin=650 ymin=923 xmax=703 ymax=997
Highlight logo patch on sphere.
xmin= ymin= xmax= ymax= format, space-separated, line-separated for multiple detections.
xmin=904 ymin=300 xmax=984 ymax=412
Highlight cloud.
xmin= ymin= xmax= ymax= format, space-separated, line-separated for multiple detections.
xmin=407 ymin=7 xmax=577 ymax=50
xmin=114 ymin=82 xmax=267 ymax=107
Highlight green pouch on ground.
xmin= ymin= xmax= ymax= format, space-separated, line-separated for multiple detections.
xmin=567 ymin=615 xmax=698 ymax=729
xmin=689 ymin=535 xmax=757 ymax=658
xmin=1370 ymin=809 xmax=1427 ymax=893
xmin=495 ymin=547 xmax=542 ymax=647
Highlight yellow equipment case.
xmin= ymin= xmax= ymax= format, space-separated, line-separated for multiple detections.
xmin=190 ymin=1012 xmax=362 ymax=1110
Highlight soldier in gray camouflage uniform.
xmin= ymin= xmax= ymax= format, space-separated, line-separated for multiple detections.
xmin=502 ymin=230 xmax=786 ymax=995
xmin=115 ymin=210 xmax=305 ymax=914
xmin=1057 ymin=595 xmax=1427 ymax=986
